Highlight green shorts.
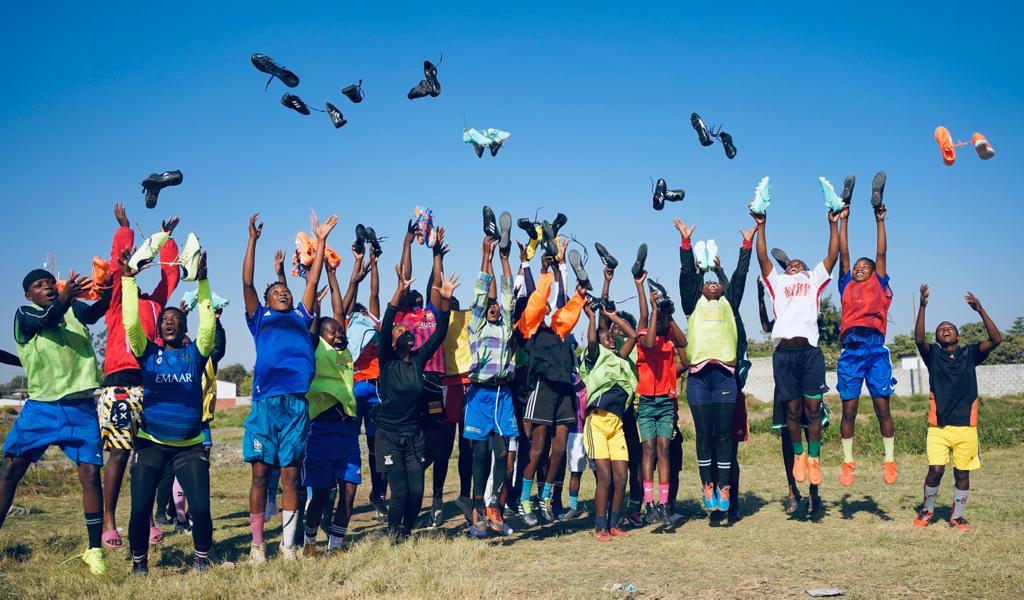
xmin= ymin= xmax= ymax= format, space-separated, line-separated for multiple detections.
xmin=637 ymin=395 xmax=676 ymax=442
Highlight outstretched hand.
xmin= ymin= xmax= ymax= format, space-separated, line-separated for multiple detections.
xmin=117 ymin=247 xmax=148 ymax=278
xmin=312 ymin=211 xmax=339 ymax=240
xmin=517 ymin=240 xmax=528 ymax=263
xmin=249 ymin=213 xmax=264 ymax=240
xmin=274 ymin=249 xmax=286 ymax=275
xmin=604 ymin=267 xmax=614 ymax=282
xmin=874 ymin=204 xmax=887 ymax=222
xmin=965 ymin=291 xmax=983 ymax=312
xmin=394 ymin=264 xmax=415 ymax=293
xmin=634 ymin=270 xmax=647 ymax=285
xmin=827 ymin=210 xmax=842 ymax=223
xmin=674 ymin=218 xmax=696 ymax=239
xmin=434 ymin=272 xmax=461 ymax=300
xmin=749 ymin=210 xmax=766 ymax=225
xmin=919 ymin=284 xmax=929 ymax=307
xmin=556 ymin=237 xmax=566 ymax=264
xmin=58 ymin=270 xmax=92 ymax=303
xmin=114 ymin=203 xmax=129 ymax=228
xmin=162 ymin=216 xmax=180 ymax=235
xmin=740 ymin=225 xmax=757 ymax=242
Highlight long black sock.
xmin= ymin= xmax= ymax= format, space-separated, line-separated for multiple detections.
xmin=84 ymin=511 xmax=103 ymax=549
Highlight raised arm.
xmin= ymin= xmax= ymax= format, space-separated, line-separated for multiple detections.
xmin=368 ymin=250 xmax=381 ymax=318
xmin=640 ymin=292 xmax=658 ymax=349
xmin=242 ymin=213 xmax=263 ymax=317
xmin=327 ymin=263 xmax=345 ymax=324
xmin=400 ymin=219 xmax=416 ymax=280
xmin=302 ymin=212 xmax=338 ymax=314
xmin=728 ymin=225 xmax=756 ymax=309
xmin=418 ymin=273 xmax=459 ymax=365
xmin=675 ymin=218 xmax=701 ymax=316
xmin=120 ymin=252 xmax=150 ymax=358
xmin=635 ymin=270 xmax=649 ymax=331
xmin=752 ymin=211 xmax=772 ymax=279
xmin=149 ymin=217 xmax=181 ymax=305
xmin=194 ymin=256 xmax=215 ymax=357
xmin=874 ymin=204 xmax=887 ymax=278
xmin=757 ymin=279 xmax=774 ymax=333
xmin=965 ymin=292 xmax=1001 ymax=354
xmin=428 ymin=226 xmax=447 ymax=307
xmin=838 ymin=205 xmax=851 ymax=278
xmin=822 ymin=211 xmax=841 ymax=273
xmin=606 ymin=308 xmax=638 ymax=359
xmin=0 ymin=350 xmax=21 ymax=367
xmin=274 ymin=249 xmax=288 ymax=285
xmin=914 ymin=284 xmax=931 ymax=360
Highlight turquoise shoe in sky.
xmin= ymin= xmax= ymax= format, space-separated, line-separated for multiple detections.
xmin=481 ymin=128 xmax=511 ymax=156
xmin=706 ymin=239 xmax=719 ymax=272
xmin=748 ymin=176 xmax=771 ymax=215
xmin=463 ymin=128 xmax=490 ymax=158
xmin=819 ymin=176 xmax=845 ymax=213
xmin=694 ymin=240 xmax=708 ymax=272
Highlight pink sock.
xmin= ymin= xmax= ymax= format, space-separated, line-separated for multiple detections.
xmin=658 ymin=483 xmax=669 ymax=505
xmin=643 ymin=480 xmax=654 ymax=504
xmin=250 ymin=513 xmax=265 ymax=546
xmin=173 ymin=478 xmax=187 ymax=522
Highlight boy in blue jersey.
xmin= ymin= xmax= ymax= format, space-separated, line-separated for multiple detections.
xmin=241 ymin=211 xmax=338 ymax=563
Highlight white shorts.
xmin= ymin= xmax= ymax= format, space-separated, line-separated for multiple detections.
xmin=567 ymin=432 xmax=586 ymax=472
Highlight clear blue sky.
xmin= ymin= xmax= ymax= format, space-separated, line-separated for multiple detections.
xmin=1 ymin=2 xmax=1021 ymax=380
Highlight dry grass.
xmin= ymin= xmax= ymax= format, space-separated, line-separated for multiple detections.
xmin=2 ymin=398 xmax=1024 ymax=599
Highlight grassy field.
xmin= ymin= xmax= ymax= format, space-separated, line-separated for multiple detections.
xmin=1 ymin=396 xmax=1023 ymax=599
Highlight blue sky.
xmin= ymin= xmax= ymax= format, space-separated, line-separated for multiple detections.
xmin=1 ymin=1 xmax=1021 ymax=380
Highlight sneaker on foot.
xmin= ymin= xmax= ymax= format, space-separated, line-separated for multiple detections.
xmin=783 ymin=494 xmax=801 ymax=515
xmin=81 ymin=547 xmax=106 ymax=576
xmin=935 ymin=126 xmax=956 ymax=166
xmin=249 ymin=543 xmax=266 ymax=565
xmin=369 ymin=493 xmax=387 ymax=519
xmin=302 ymin=544 xmax=318 ymax=559
xmin=701 ymin=483 xmax=716 ymax=511
xmin=643 ymin=502 xmax=659 ymax=525
xmin=280 ymin=544 xmax=298 ymax=560
xmin=792 ymin=453 xmax=809 ymax=484
xmin=881 ymin=461 xmax=898 ymax=485
xmin=595 ymin=529 xmax=613 ymax=542
xmin=840 ymin=461 xmax=856 ymax=487
xmin=486 ymin=507 xmax=513 ymax=535
xmin=609 ymin=526 xmax=631 ymax=537
xmin=807 ymin=494 xmax=822 ymax=515
xmin=807 ymin=457 xmax=823 ymax=486
xmin=949 ymin=517 xmax=971 ymax=531
xmin=540 ymin=498 xmax=556 ymax=522
xmin=716 ymin=486 xmax=731 ymax=513
xmin=658 ymin=503 xmax=672 ymax=527
xmin=559 ymin=507 xmax=583 ymax=521
xmin=519 ymin=500 xmax=539 ymax=526
xmin=972 ymin=132 xmax=995 ymax=160
xmin=625 ymin=510 xmax=644 ymax=528
xmin=192 ymin=556 xmax=212 ymax=572
xmin=431 ymin=497 xmax=445 ymax=529
xmin=913 ymin=509 xmax=934 ymax=528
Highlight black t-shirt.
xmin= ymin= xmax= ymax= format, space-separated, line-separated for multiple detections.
xmin=924 ymin=343 xmax=987 ymax=427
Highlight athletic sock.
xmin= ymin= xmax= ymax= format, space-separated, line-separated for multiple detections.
xmin=595 ymin=515 xmax=608 ymax=532
xmin=541 ymin=482 xmax=554 ymax=501
xmin=474 ymin=497 xmax=486 ymax=514
xmin=658 ymin=483 xmax=669 ymax=505
xmin=952 ymin=488 xmax=969 ymax=519
xmin=304 ymin=525 xmax=317 ymax=546
xmin=194 ymin=547 xmax=210 ymax=564
xmin=132 ymin=552 xmax=148 ymax=569
xmin=520 ymin=479 xmax=534 ymax=504
xmin=808 ymin=440 xmax=821 ymax=458
xmin=882 ymin=437 xmax=895 ymax=462
xmin=923 ymin=485 xmax=939 ymax=512
xmin=250 ymin=512 xmax=266 ymax=546
xmin=841 ymin=437 xmax=854 ymax=463
xmin=792 ymin=441 xmax=804 ymax=456
xmin=328 ymin=534 xmax=345 ymax=550
xmin=84 ymin=511 xmax=103 ymax=549
xmin=643 ymin=480 xmax=654 ymax=504
xmin=281 ymin=510 xmax=298 ymax=548
xmin=568 ymin=490 xmax=579 ymax=510
xmin=610 ymin=511 xmax=621 ymax=527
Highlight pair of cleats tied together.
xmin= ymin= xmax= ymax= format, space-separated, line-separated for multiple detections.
xmin=819 ymin=171 xmax=887 ymax=213
xmin=693 ymin=240 xmax=719 ymax=273
xmin=691 ymin=112 xmax=737 ymax=159
xmin=141 ymin=170 xmax=182 ymax=209
xmin=652 ymin=178 xmax=684 ymax=211
xmin=934 ymin=126 xmax=996 ymax=166
xmin=128 ymin=231 xmax=204 ymax=282
xmin=253 ymin=53 xmax=361 ymax=129
xmin=407 ymin=58 xmax=442 ymax=99
xmin=463 ymin=128 xmax=511 ymax=157
xmin=515 ymin=212 xmax=567 ymax=260
xmin=354 ymin=224 xmax=383 ymax=257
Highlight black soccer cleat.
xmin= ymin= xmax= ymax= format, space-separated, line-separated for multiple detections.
xmin=341 ymin=80 xmax=364 ymax=104
xmin=141 ymin=170 xmax=183 ymax=209
xmin=281 ymin=93 xmax=310 ymax=115
xmin=498 ymin=211 xmax=512 ymax=254
xmin=653 ymin=178 xmax=667 ymax=211
xmin=354 ymin=224 xmax=368 ymax=255
xmin=691 ymin=112 xmax=714 ymax=147
xmin=631 ymin=243 xmax=648 ymax=279
xmin=540 ymin=221 xmax=558 ymax=257
xmin=325 ymin=102 xmax=347 ymax=128
xmin=770 ymin=248 xmax=791 ymax=270
xmin=407 ymin=60 xmax=441 ymax=99
xmin=718 ymin=131 xmax=737 ymax=159
xmin=365 ymin=226 xmax=383 ymax=257
xmin=594 ymin=242 xmax=618 ymax=270
xmin=568 ymin=250 xmax=591 ymax=291
xmin=840 ymin=175 xmax=856 ymax=205
xmin=251 ymin=53 xmax=300 ymax=89
xmin=482 ymin=206 xmax=499 ymax=239
xmin=647 ymin=279 xmax=674 ymax=314
xmin=871 ymin=171 xmax=886 ymax=207
xmin=518 ymin=217 xmax=538 ymax=240
xmin=551 ymin=213 xmax=568 ymax=236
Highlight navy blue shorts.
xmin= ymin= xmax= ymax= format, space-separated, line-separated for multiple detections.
xmin=837 ymin=341 xmax=896 ymax=400
xmin=3 ymin=397 xmax=103 ymax=466
xmin=685 ymin=364 xmax=738 ymax=406
xmin=354 ymin=380 xmax=380 ymax=437
xmin=302 ymin=417 xmax=362 ymax=488
xmin=463 ymin=383 xmax=518 ymax=441
xmin=243 ymin=394 xmax=309 ymax=467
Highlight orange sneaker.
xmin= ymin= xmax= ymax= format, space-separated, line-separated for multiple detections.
xmin=972 ymin=132 xmax=996 ymax=160
xmin=609 ymin=527 xmax=631 ymax=538
xmin=839 ymin=461 xmax=856 ymax=487
xmin=807 ymin=457 xmax=823 ymax=486
xmin=882 ymin=461 xmax=898 ymax=485
xmin=913 ymin=509 xmax=933 ymax=528
xmin=935 ymin=126 xmax=956 ymax=166
xmin=949 ymin=517 xmax=971 ymax=531
xmin=595 ymin=529 xmax=613 ymax=542
xmin=792 ymin=453 xmax=808 ymax=484
xmin=324 ymin=246 xmax=342 ymax=269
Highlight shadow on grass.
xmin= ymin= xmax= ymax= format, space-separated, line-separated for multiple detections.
xmin=836 ymin=494 xmax=893 ymax=522
xmin=3 ymin=542 xmax=33 ymax=562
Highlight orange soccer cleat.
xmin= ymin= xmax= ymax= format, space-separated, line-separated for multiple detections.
xmin=807 ymin=457 xmax=823 ymax=486
xmin=324 ymin=246 xmax=342 ymax=270
xmin=792 ymin=452 xmax=808 ymax=484
xmin=972 ymin=132 xmax=995 ymax=160
xmin=912 ymin=509 xmax=933 ymax=528
xmin=839 ymin=461 xmax=856 ymax=487
xmin=935 ymin=126 xmax=956 ymax=166
xmin=594 ymin=529 xmax=613 ymax=542
xmin=882 ymin=461 xmax=899 ymax=485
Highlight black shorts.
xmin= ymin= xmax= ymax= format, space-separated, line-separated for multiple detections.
xmin=772 ymin=345 xmax=828 ymax=402
xmin=374 ymin=429 xmax=426 ymax=473
xmin=524 ymin=379 xmax=576 ymax=426
xmin=132 ymin=438 xmax=208 ymax=473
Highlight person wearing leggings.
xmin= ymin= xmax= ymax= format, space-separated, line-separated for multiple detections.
xmin=121 ymin=250 xmax=214 ymax=574
xmin=375 ymin=264 xmax=456 ymax=540
xmin=675 ymin=218 xmax=756 ymax=518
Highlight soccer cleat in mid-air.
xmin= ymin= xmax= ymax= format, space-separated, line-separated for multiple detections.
xmin=748 ymin=176 xmax=771 ymax=215
xmin=325 ymin=102 xmax=347 ymax=128
xmin=718 ymin=130 xmax=737 ymax=159
xmin=250 ymin=53 xmax=300 ymax=89
xmin=972 ymin=132 xmax=995 ymax=160
xmin=141 ymin=170 xmax=183 ymax=209
xmin=871 ymin=171 xmax=887 ymax=207
xmin=819 ymin=177 xmax=845 ymax=213
xmin=407 ymin=59 xmax=441 ymax=99
xmin=652 ymin=178 xmax=684 ymax=211
xmin=341 ymin=80 xmax=364 ymax=103
xmin=935 ymin=126 xmax=956 ymax=166
xmin=482 ymin=128 xmax=511 ymax=157
xmin=691 ymin=112 xmax=714 ymax=147
xmin=281 ymin=93 xmax=310 ymax=116
xmin=594 ymin=242 xmax=618 ymax=270
xmin=463 ymin=128 xmax=490 ymax=158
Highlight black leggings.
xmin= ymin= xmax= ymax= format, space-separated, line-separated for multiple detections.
xmin=621 ymin=407 xmax=643 ymax=503
xmin=423 ymin=421 xmax=456 ymax=502
xmin=129 ymin=439 xmax=211 ymax=559
xmin=306 ymin=483 xmax=357 ymax=538
xmin=471 ymin=435 xmax=508 ymax=506
xmin=689 ymin=402 xmax=736 ymax=488
xmin=376 ymin=431 xmax=426 ymax=535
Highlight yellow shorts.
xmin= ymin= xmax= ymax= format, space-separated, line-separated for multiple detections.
xmin=583 ymin=409 xmax=628 ymax=462
xmin=926 ymin=426 xmax=980 ymax=471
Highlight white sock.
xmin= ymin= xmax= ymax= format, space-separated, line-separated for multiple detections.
xmin=328 ymin=532 xmax=346 ymax=550
xmin=882 ymin=437 xmax=895 ymax=462
xmin=841 ymin=437 xmax=854 ymax=463
xmin=281 ymin=510 xmax=298 ymax=548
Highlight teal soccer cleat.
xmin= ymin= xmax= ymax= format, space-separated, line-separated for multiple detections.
xmin=748 ymin=176 xmax=771 ymax=215
xmin=819 ymin=177 xmax=845 ymax=213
